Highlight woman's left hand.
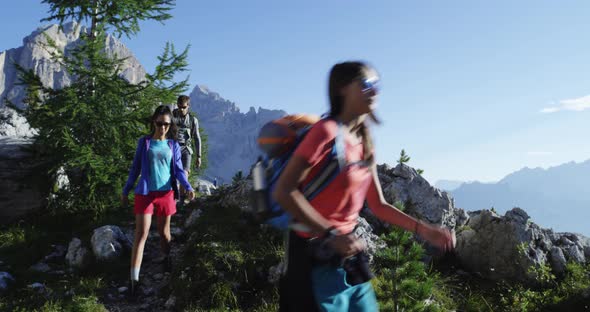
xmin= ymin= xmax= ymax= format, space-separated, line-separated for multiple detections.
xmin=187 ymin=190 xmax=195 ymax=201
xmin=417 ymin=222 xmax=456 ymax=253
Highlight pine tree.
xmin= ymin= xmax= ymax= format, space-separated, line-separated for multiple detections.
xmin=232 ymin=171 xmax=245 ymax=184
xmin=17 ymin=0 xmax=189 ymax=219
xmin=398 ymin=149 xmax=411 ymax=164
xmin=373 ymin=202 xmax=441 ymax=312
xmin=397 ymin=149 xmax=425 ymax=175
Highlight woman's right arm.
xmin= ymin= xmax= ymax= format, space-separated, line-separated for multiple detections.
xmin=122 ymin=138 xmax=143 ymax=196
xmin=272 ymin=155 xmax=333 ymax=236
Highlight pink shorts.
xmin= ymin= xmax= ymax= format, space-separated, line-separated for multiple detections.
xmin=134 ymin=190 xmax=176 ymax=216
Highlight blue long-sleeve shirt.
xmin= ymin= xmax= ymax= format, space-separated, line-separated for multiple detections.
xmin=122 ymin=136 xmax=194 ymax=199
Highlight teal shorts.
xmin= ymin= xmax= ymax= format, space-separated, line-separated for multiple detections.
xmin=311 ymin=265 xmax=378 ymax=312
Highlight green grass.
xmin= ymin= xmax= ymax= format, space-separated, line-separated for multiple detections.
xmin=168 ymin=190 xmax=282 ymax=311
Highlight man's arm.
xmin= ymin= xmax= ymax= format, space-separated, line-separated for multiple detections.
xmin=192 ymin=115 xmax=202 ymax=167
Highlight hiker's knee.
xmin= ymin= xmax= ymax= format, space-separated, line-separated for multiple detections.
xmin=135 ymin=226 xmax=150 ymax=241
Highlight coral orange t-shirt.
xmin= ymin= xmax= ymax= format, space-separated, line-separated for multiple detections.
xmin=293 ymin=119 xmax=373 ymax=236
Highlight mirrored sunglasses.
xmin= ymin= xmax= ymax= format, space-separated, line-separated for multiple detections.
xmin=360 ymin=78 xmax=379 ymax=94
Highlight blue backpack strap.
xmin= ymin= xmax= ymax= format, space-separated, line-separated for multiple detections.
xmin=300 ymin=120 xmax=345 ymax=200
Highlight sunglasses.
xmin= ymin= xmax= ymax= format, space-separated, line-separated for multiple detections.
xmin=155 ymin=121 xmax=171 ymax=127
xmin=359 ymin=77 xmax=379 ymax=94
xmin=178 ymin=105 xmax=189 ymax=109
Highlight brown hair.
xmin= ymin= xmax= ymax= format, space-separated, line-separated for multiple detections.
xmin=177 ymin=95 xmax=190 ymax=106
xmin=150 ymin=105 xmax=178 ymax=140
xmin=328 ymin=61 xmax=380 ymax=164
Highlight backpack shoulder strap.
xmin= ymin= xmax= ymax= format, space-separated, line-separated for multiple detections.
xmin=300 ymin=120 xmax=345 ymax=199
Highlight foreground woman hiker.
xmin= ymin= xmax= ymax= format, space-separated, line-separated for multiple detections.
xmin=274 ymin=61 xmax=455 ymax=311
xmin=121 ymin=105 xmax=195 ymax=295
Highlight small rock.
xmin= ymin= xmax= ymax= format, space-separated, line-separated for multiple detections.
xmin=170 ymin=227 xmax=183 ymax=238
xmin=118 ymin=286 xmax=128 ymax=293
xmin=29 ymin=262 xmax=51 ymax=273
xmin=268 ymin=263 xmax=285 ymax=284
xmin=28 ymin=282 xmax=47 ymax=294
xmin=154 ymin=273 xmax=164 ymax=280
xmin=165 ymin=295 xmax=176 ymax=309
xmin=43 ymin=244 xmax=67 ymax=263
xmin=140 ymin=303 xmax=150 ymax=310
xmin=142 ymin=287 xmax=155 ymax=296
xmin=0 ymin=272 xmax=15 ymax=291
xmin=49 ymin=270 xmax=66 ymax=275
xmin=184 ymin=209 xmax=202 ymax=228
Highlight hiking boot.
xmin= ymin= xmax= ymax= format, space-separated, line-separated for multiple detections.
xmin=129 ymin=279 xmax=139 ymax=300
xmin=163 ymin=256 xmax=172 ymax=273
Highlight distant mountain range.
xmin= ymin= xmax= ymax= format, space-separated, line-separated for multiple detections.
xmin=448 ymin=160 xmax=590 ymax=236
xmin=434 ymin=179 xmax=465 ymax=192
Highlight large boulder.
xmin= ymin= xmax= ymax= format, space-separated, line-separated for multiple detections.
xmin=456 ymin=207 xmax=589 ymax=283
xmin=90 ymin=225 xmax=132 ymax=262
xmin=66 ymin=238 xmax=92 ymax=270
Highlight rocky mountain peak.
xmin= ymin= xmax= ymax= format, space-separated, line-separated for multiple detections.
xmin=0 ymin=21 xmax=145 ymax=109
xmin=188 ymin=84 xmax=286 ymax=182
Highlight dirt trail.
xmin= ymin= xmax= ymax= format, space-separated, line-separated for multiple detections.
xmin=101 ymin=209 xmax=189 ymax=312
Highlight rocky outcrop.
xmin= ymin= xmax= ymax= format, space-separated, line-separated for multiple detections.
xmin=0 ymin=22 xmax=145 ymax=110
xmin=456 ymin=208 xmax=590 ymax=283
xmin=0 ymin=107 xmax=36 ymax=137
xmin=377 ymin=163 xmax=589 ymax=284
xmin=379 ymin=163 xmax=465 ymax=229
xmin=0 ymin=135 xmax=47 ymax=223
xmin=189 ymin=85 xmax=285 ymax=184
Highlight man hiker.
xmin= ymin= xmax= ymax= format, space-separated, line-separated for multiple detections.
xmin=172 ymin=95 xmax=202 ymax=203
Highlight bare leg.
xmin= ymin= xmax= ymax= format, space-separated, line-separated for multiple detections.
xmin=130 ymin=214 xmax=152 ymax=272
xmin=156 ymin=214 xmax=172 ymax=256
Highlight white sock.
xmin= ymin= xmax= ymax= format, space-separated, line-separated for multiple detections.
xmin=131 ymin=267 xmax=140 ymax=281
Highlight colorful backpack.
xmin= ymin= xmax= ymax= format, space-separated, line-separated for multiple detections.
xmin=251 ymin=114 xmax=346 ymax=230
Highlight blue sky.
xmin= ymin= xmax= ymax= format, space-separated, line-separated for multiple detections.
xmin=2 ymin=1 xmax=590 ymax=184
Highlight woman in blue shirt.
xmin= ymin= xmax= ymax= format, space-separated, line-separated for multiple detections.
xmin=121 ymin=105 xmax=195 ymax=294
